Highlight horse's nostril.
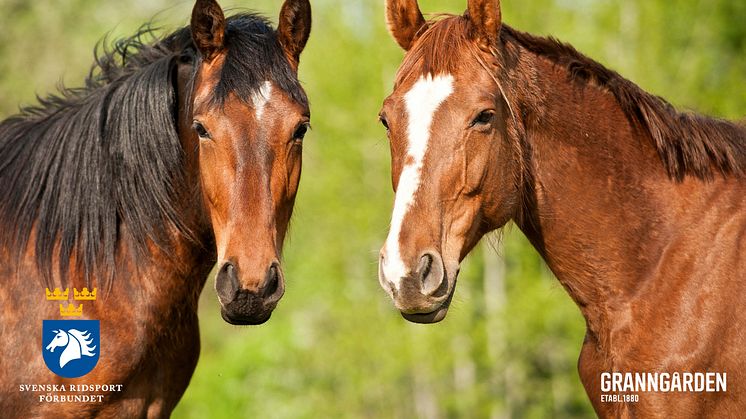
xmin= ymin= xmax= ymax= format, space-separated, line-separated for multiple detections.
xmin=417 ymin=252 xmax=446 ymax=296
xmin=216 ymin=261 xmax=239 ymax=304
xmin=262 ymin=263 xmax=282 ymax=299
xmin=417 ymin=254 xmax=433 ymax=284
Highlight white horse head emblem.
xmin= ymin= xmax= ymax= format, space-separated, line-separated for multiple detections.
xmin=45 ymin=329 xmax=97 ymax=368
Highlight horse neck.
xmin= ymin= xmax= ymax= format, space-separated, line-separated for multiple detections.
xmin=507 ymin=46 xmax=738 ymax=341
xmin=60 ymin=333 xmax=81 ymax=367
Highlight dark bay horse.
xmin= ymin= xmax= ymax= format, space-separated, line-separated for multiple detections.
xmin=0 ymin=0 xmax=311 ymax=416
xmin=379 ymin=0 xmax=745 ymax=416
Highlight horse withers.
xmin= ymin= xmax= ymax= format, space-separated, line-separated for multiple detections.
xmin=0 ymin=0 xmax=311 ymax=416
xmin=378 ymin=0 xmax=745 ymax=416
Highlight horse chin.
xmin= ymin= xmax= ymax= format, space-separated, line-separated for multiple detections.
xmin=401 ymin=306 xmax=449 ymax=324
xmin=399 ymin=285 xmax=455 ymax=324
xmin=220 ymin=308 xmax=274 ymax=326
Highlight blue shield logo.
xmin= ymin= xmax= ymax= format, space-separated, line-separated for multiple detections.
xmin=42 ymin=320 xmax=100 ymax=378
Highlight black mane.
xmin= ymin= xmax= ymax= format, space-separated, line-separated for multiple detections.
xmin=213 ymin=15 xmax=308 ymax=107
xmin=0 ymin=13 xmax=305 ymax=287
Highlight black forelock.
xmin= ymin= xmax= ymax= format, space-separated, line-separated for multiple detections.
xmin=212 ymin=13 xmax=308 ymax=108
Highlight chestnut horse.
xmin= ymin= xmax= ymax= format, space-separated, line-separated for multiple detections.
xmin=379 ymin=0 xmax=745 ymax=416
xmin=0 ymin=0 xmax=311 ymax=416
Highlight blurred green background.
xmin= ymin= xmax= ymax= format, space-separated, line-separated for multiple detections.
xmin=1 ymin=0 xmax=744 ymax=417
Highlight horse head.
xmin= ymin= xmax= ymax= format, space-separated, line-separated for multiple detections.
xmin=379 ymin=0 xmax=515 ymax=323
xmin=45 ymin=330 xmax=69 ymax=352
xmin=182 ymin=0 xmax=312 ymax=325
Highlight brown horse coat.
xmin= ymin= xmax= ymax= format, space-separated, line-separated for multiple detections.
xmin=380 ymin=0 xmax=745 ymax=416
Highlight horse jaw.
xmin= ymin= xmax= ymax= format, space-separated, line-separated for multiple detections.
xmin=45 ymin=331 xmax=66 ymax=352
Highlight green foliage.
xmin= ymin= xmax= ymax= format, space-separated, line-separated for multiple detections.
xmin=1 ymin=0 xmax=743 ymax=418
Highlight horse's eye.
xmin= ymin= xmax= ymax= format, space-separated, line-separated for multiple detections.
xmin=379 ymin=115 xmax=390 ymax=131
xmin=293 ymin=122 xmax=309 ymax=142
xmin=192 ymin=120 xmax=210 ymax=139
xmin=178 ymin=53 xmax=193 ymax=64
xmin=471 ymin=110 xmax=495 ymax=127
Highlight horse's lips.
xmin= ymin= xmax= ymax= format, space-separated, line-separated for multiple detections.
xmin=221 ymin=308 xmax=273 ymax=325
xmin=219 ymin=287 xmax=282 ymax=325
xmin=399 ymin=280 xmax=457 ymax=324
xmin=401 ymin=306 xmax=449 ymax=323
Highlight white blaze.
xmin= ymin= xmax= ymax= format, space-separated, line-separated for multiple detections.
xmin=382 ymin=74 xmax=454 ymax=290
xmin=252 ymin=81 xmax=273 ymax=119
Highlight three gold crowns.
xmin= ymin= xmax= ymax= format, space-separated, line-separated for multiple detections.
xmin=45 ymin=287 xmax=97 ymax=317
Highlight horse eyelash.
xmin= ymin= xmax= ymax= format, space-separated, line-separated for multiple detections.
xmin=192 ymin=121 xmax=211 ymax=139
xmin=378 ymin=115 xmax=390 ymax=130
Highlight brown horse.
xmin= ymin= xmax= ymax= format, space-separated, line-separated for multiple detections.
xmin=379 ymin=0 xmax=745 ymax=416
xmin=0 ymin=0 xmax=311 ymax=416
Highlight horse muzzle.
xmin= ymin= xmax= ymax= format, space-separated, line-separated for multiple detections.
xmin=379 ymin=250 xmax=458 ymax=324
xmin=215 ymin=260 xmax=285 ymax=325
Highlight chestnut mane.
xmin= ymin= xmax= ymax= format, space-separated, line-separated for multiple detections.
xmin=398 ymin=15 xmax=746 ymax=181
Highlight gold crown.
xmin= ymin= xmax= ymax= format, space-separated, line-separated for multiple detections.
xmin=60 ymin=303 xmax=83 ymax=317
xmin=46 ymin=288 xmax=69 ymax=301
xmin=74 ymin=287 xmax=97 ymax=301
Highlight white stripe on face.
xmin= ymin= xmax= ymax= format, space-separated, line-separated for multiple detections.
xmin=382 ymin=74 xmax=454 ymax=290
xmin=252 ymin=81 xmax=273 ymax=120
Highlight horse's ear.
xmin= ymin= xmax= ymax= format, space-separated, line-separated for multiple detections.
xmin=277 ymin=0 xmax=312 ymax=70
xmin=385 ymin=0 xmax=426 ymax=51
xmin=191 ymin=0 xmax=226 ymax=62
xmin=466 ymin=0 xmax=502 ymax=48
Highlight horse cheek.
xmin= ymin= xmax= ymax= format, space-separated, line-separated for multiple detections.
xmin=462 ymin=134 xmax=490 ymax=195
